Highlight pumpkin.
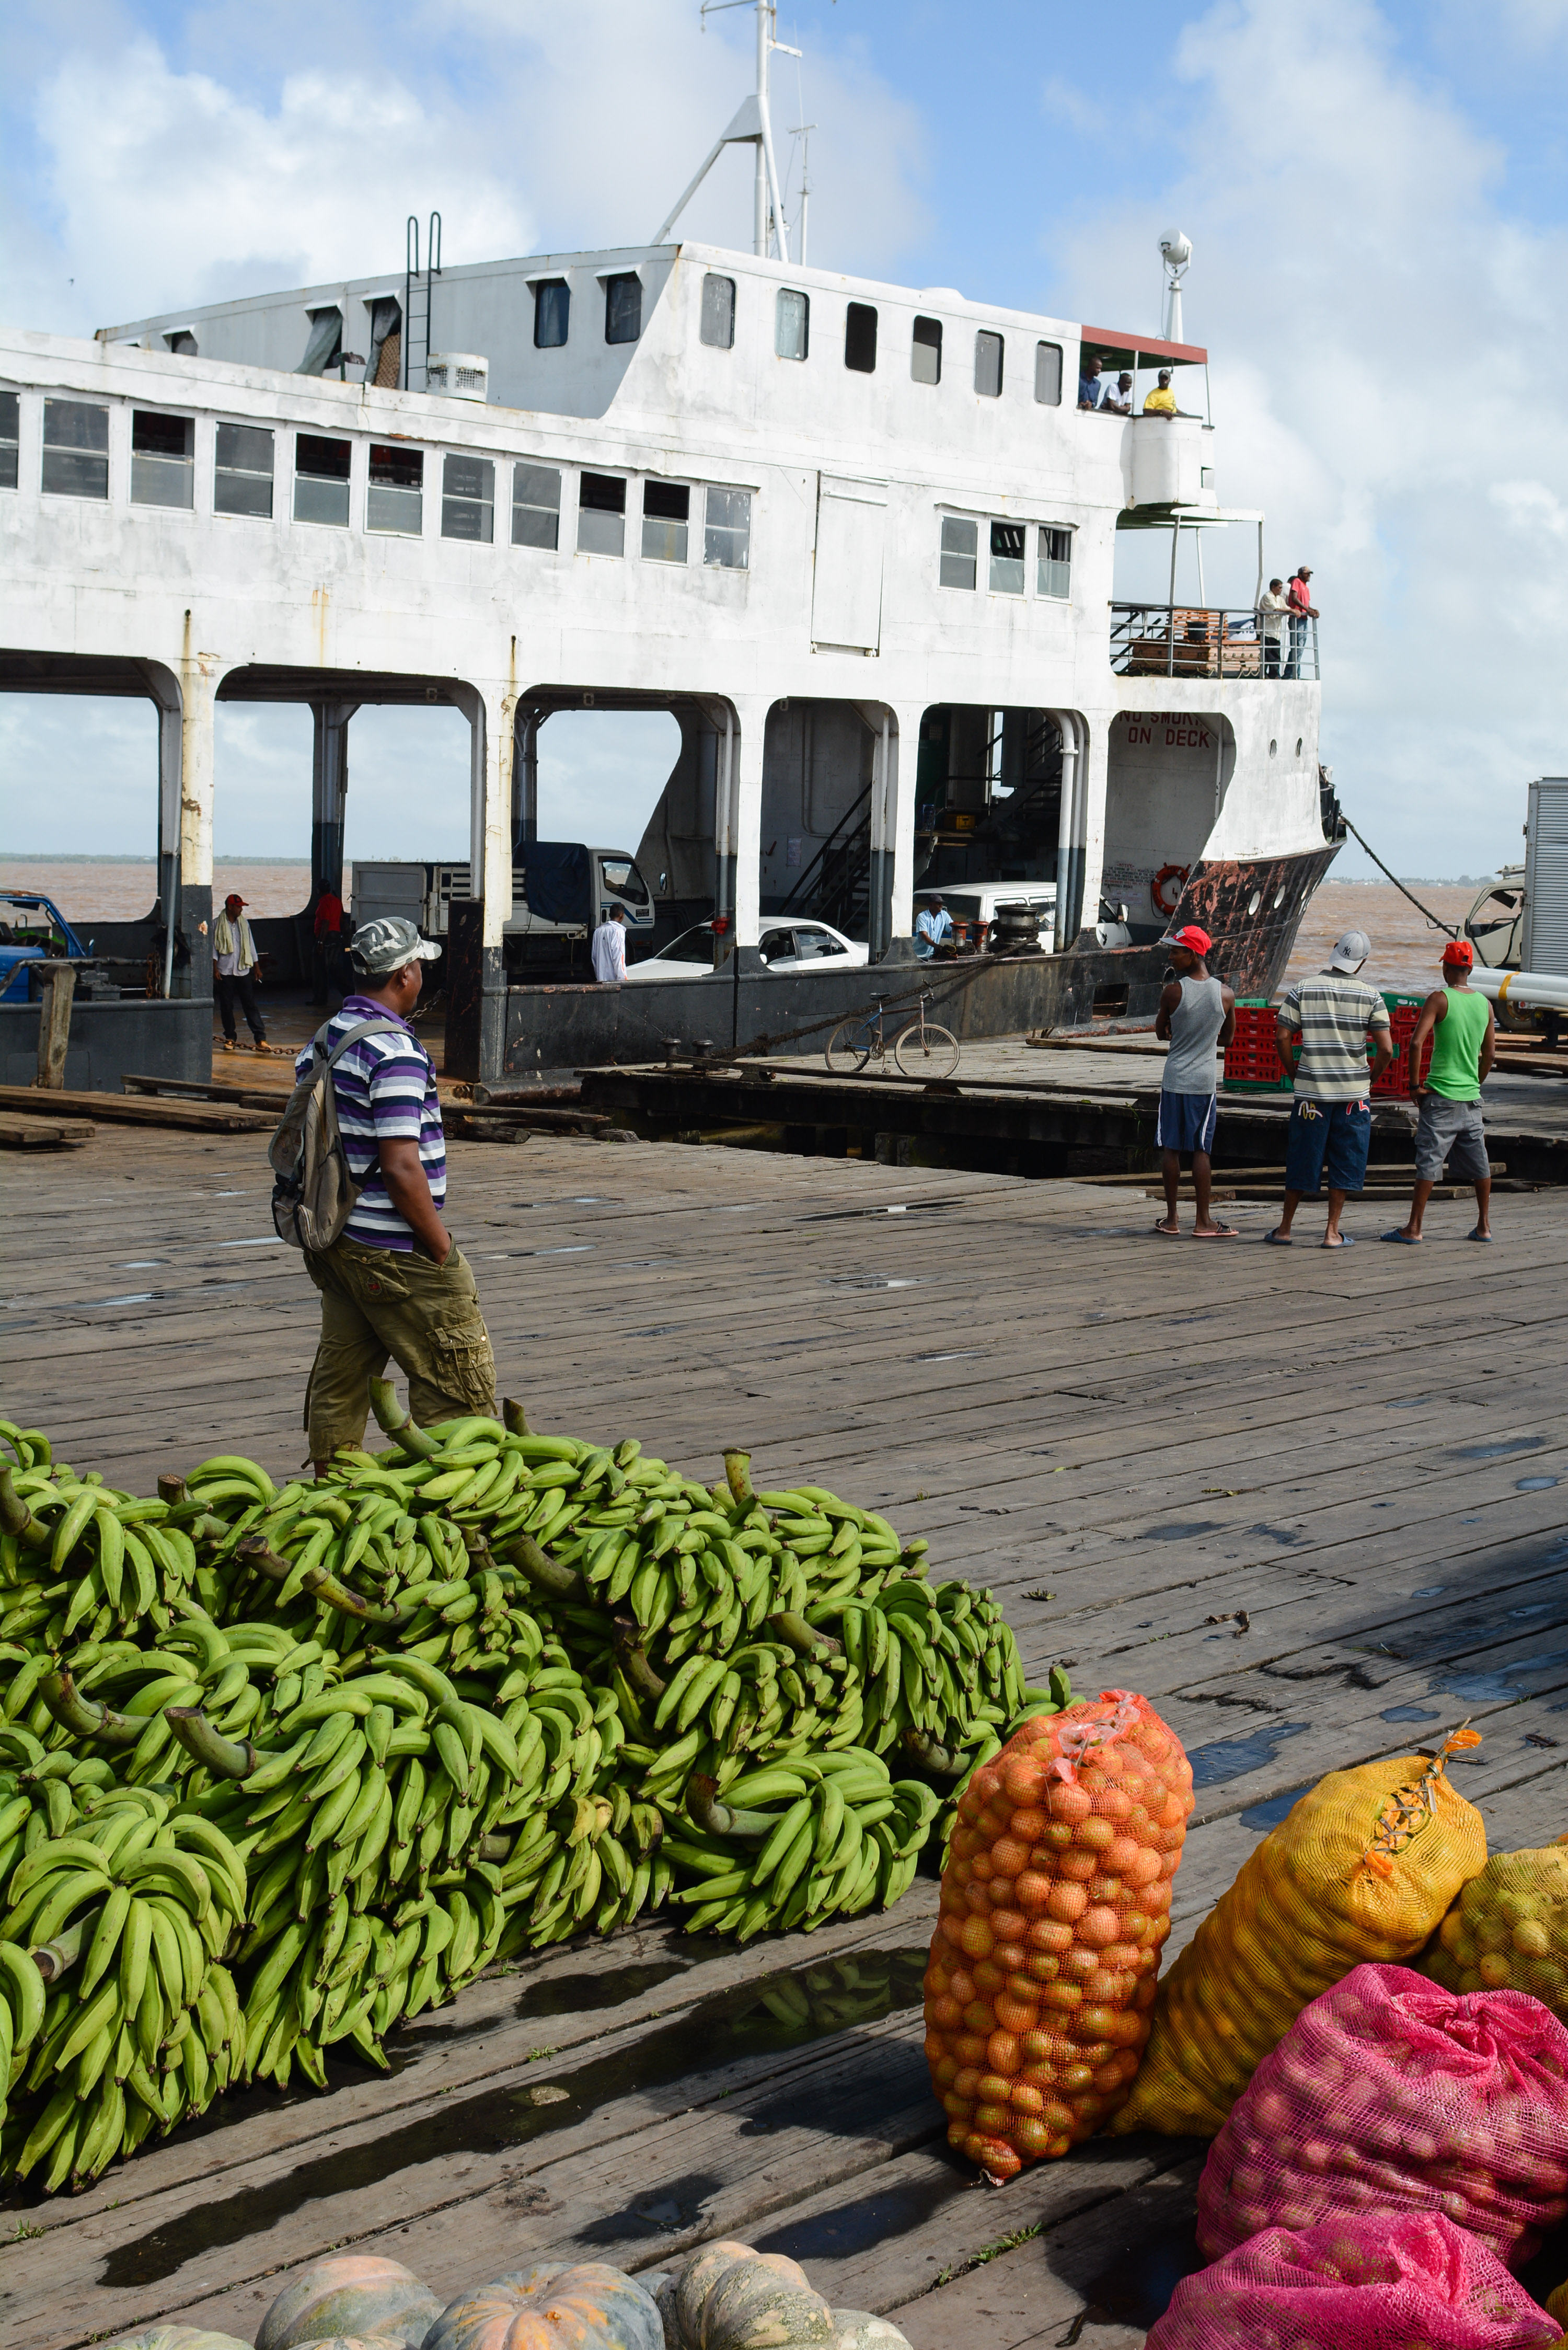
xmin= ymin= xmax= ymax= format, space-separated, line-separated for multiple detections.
xmin=829 ymin=2321 xmax=912 ymax=2350
xmin=421 ymin=2261 xmax=664 ymax=2350
xmin=281 ymin=2340 xmax=387 ymax=2350
xmin=661 ymin=2242 xmax=861 ymax=2350
xmin=257 ymin=2257 xmax=444 ymax=2350
xmin=99 ymin=2331 xmax=255 ymax=2350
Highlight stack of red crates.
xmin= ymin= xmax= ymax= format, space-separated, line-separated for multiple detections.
xmin=1221 ymin=995 xmax=1433 ymax=1097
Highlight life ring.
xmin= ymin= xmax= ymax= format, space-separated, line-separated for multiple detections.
xmin=1151 ymin=863 xmax=1189 ymax=917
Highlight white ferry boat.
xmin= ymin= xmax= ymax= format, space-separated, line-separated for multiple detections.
xmin=0 ymin=35 xmax=1335 ymax=1086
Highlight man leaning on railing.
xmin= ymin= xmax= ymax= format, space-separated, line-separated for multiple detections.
xmin=1286 ymin=567 xmax=1319 ymax=678
xmin=1258 ymin=579 xmax=1290 ymax=679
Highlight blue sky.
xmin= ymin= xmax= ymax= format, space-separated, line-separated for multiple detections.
xmin=5 ymin=0 xmax=1568 ymax=874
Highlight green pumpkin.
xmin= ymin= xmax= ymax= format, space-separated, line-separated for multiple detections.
xmin=97 ymin=2331 xmax=254 ymax=2350
xmin=257 ymin=2256 xmax=443 ymax=2350
xmin=829 ymin=2318 xmax=913 ymax=2350
xmin=421 ymin=2260 xmax=665 ymax=2350
xmin=666 ymin=2244 xmax=837 ymax=2350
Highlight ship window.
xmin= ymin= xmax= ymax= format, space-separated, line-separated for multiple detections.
xmin=42 ymin=399 xmax=109 ymax=500
xmin=296 ymin=308 xmax=343 ymax=377
xmin=513 ymin=462 xmax=561 ymax=549
xmin=578 ymin=470 xmax=626 ymax=556
xmin=1038 ymin=525 xmax=1072 ymax=601
xmin=939 ymin=515 xmax=977 ymax=590
xmin=989 ymin=520 xmax=1025 ymax=595
xmin=776 ymin=288 xmax=809 ymax=361
xmin=605 ymin=273 xmax=642 ymax=345
xmin=164 ymin=330 xmax=198 ymax=356
xmin=642 ymin=479 xmax=689 ymax=563
xmin=214 ymin=421 xmax=273 ymax=518
xmin=0 ymin=392 xmax=21 ymax=492
xmin=294 ymin=432 xmax=351 ymax=527
xmin=704 ymin=486 xmax=751 ymax=570
xmin=845 ymin=302 xmax=878 ymax=373
xmin=367 ymin=442 xmax=423 ymax=535
xmin=700 ymin=274 xmax=736 ymax=350
xmin=442 ymin=453 xmax=494 ymax=543
xmin=911 ymin=316 xmax=942 ymax=385
xmin=975 ymin=330 xmax=1004 ymax=398
xmin=131 ymin=410 xmax=193 ymax=510
xmin=1034 ymin=341 xmax=1063 ymax=405
xmin=534 ymin=279 xmax=570 ymax=349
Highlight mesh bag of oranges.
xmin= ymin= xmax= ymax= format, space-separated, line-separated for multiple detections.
xmin=1196 ymin=1962 xmax=1568 ymax=2266
xmin=1421 ymin=1846 xmax=1568 ymax=2014
xmin=923 ymin=1688 xmax=1193 ymax=2179
xmin=1145 ymin=2211 xmax=1564 ymax=2350
xmin=1115 ymin=1734 xmax=1488 ymax=2139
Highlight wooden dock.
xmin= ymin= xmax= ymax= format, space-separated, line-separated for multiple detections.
xmin=4 ymin=1120 xmax=1568 ymax=2350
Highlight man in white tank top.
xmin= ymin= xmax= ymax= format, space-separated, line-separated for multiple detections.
xmin=1153 ymin=923 xmax=1236 ymax=1238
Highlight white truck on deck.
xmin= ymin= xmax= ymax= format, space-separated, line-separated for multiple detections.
xmin=350 ymin=845 xmax=655 ymax=980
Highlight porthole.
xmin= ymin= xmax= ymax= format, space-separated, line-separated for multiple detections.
xmin=1295 ymin=737 xmax=1304 ymax=756
xmin=1247 ymin=890 xmax=1263 ymax=916
xmin=1269 ymin=738 xmax=1278 ymax=756
xmin=1273 ymin=886 xmax=1287 ymax=909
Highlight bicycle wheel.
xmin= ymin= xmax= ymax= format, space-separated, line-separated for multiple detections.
xmin=894 ymin=1019 xmax=960 ymax=1080
xmin=826 ymin=1019 xmax=876 ymax=1075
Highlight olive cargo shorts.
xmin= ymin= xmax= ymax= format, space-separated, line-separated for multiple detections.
xmin=303 ymin=1235 xmax=496 ymax=1458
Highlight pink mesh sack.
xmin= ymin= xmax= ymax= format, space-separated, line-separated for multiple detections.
xmin=1197 ymin=1962 xmax=1568 ymax=2267
xmin=1146 ymin=2210 xmax=1562 ymax=2350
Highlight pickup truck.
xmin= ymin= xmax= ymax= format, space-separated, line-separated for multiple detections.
xmin=349 ymin=845 xmax=655 ymax=979
xmin=0 ymin=892 xmax=89 ymax=1003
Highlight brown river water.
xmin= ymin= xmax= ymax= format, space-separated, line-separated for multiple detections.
xmin=1 ymin=863 xmax=1477 ymax=1000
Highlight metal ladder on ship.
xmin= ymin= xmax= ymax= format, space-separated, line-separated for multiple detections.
xmin=402 ymin=212 xmax=442 ymax=393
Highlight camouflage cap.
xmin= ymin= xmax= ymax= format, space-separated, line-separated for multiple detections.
xmin=348 ymin=915 xmax=443 ymax=975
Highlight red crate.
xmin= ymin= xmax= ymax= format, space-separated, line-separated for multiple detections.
xmin=1222 ymin=994 xmax=1434 ymax=1097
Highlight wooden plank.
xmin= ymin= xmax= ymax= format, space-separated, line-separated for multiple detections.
xmin=0 ymin=1115 xmax=92 ymax=1149
xmin=0 ymin=1086 xmax=274 ymax=1133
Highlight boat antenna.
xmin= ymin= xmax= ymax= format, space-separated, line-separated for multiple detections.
xmin=1158 ymin=229 xmax=1191 ymax=343
xmin=654 ymin=0 xmax=793 ymax=260
xmin=788 ymin=122 xmax=815 ymax=266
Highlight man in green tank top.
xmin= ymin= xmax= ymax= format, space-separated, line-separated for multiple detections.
xmin=1383 ymin=939 xmax=1495 ymax=1245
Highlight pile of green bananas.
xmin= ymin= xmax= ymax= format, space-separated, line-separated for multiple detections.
xmin=0 ymin=1404 xmax=1067 ymax=2193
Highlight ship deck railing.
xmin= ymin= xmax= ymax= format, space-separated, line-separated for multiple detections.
xmin=1110 ymin=601 xmax=1320 ymax=681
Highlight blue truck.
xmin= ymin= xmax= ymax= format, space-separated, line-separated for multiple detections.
xmin=0 ymin=893 xmax=90 ymax=1004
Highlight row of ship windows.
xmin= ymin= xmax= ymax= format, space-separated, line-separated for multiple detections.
xmin=941 ymin=516 xmax=1074 ymax=600
xmin=698 ymin=276 xmax=1063 ymax=398
xmin=0 ymin=395 xmax=751 ymax=567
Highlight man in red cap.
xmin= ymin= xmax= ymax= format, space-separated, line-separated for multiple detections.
xmin=213 ymin=890 xmax=277 ymax=1053
xmin=1154 ymin=924 xmax=1237 ymax=1237
xmin=1383 ymin=938 xmax=1495 ymax=1244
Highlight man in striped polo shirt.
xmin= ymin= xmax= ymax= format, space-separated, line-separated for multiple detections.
xmin=1267 ymin=928 xmax=1394 ymax=1249
xmin=297 ymin=915 xmax=496 ymax=1469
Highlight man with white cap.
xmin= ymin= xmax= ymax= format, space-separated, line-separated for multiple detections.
xmin=1268 ymin=928 xmax=1394 ymax=1248
xmin=295 ymin=915 xmax=495 ymax=1469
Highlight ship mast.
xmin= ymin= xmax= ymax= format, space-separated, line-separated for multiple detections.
xmin=654 ymin=0 xmax=793 ymax=261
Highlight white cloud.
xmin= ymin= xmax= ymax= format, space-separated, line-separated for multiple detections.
xmin=1059 ymin=0 xmax=1568 ymax=874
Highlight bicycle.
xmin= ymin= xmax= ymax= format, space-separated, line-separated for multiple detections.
xmin=825 ymin=989 xmax=960 ymax=1080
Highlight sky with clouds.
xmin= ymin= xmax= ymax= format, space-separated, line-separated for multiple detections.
xmin=4 ymin=0 xmax=1568 ymax=877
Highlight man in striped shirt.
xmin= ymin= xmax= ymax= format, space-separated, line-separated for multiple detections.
xmin=297 ymin=915 xmax=496 ymax=1468
xmin=1268 ymin=928 xmax=1393 ymax=1249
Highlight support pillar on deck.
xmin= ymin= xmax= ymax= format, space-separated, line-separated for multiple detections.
xmin=513 ymin=708 xmax=539 ymax=850
xmin=137 ymin=660 xmax=185 ymax=998
xmin=452 ymin=679 xmax=513 ymax=1082
xmin=885 ymin=700 xmax=927 ymax=959
xmin=726 ymin=700 xmax=763 ymax=967
xmin=178 ymin=637 xmax=218 ymax=1014
xmin=310 ymin=700 xmax=358 ymax=904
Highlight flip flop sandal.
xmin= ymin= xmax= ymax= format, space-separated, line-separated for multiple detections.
xmin=1153 ymin=1222 xmax=1185 ymax=1238
xmin=1380 ymin=1229 xmax=1421 ymax=1245
xmin=1320 ymin=1234 xmax=1356 ymax=1249
xmin=1263 ymin=1228 xmax=1294 ymax=1246
xmin=1193 ymin=1223 xmax=1241 ymax=1239
xmin=1467 ymin=1228 xmax=1494 ymax=1243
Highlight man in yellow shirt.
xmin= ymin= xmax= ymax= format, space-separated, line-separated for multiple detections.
xmin=1144 ymin=367 xmax=1191 ymax=417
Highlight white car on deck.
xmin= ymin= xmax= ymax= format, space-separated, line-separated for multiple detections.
xmin=622 ymin=917 xmax=869 ymax=982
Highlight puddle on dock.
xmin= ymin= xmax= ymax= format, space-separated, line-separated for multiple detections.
xmin=1240 ymin=1787 xmax=1308 ymax=1832
xmin=1143 ymin=1521 xmax=1227 ymax=1541
xmin=1381 ymin=1704 xmax=1441 ymax=1723
xmin=1188 ymin=1721 xmax=1309 ymax=1789
xmin=1519 ymin=1477 xmax=1560 ymax=1492
xmin=1447 ymin=1436 xmax=1547 ymax=1460
xmin=100 ymin=1947 xmax=928 ymax=2288
xmin=1434 ymin=1645 xmax=1568 ymax=1705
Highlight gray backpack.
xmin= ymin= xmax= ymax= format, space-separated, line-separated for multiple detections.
xmin=269 ymin=1016 xmax=406 ymax=1250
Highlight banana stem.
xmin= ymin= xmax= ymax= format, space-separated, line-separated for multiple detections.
xmin=166 ymin=1706 xmax=259 ymax=1780
xmin=503 ymin=1398 xmax=531 ymax=1436
xmin=369 ymin=1378 xmax=440 ymax=1459
xmin=157 ymin=1474 xmax=187 ymax=1505
xmin=0 ymin=1468 xmax=45 ymax=1549
xmin=612 ymin=1616 xmax=667 ymax=1701
xmin=40 ymin=1668 xmax=144 ymax=1749
xmin=32 ymin=1915 xmax=92 ymax=1983
xmin=477 ymin=1831 xmax=512 ymax=1862
xmin=686 ymin=1773 xmax=779 ymax=1843
xmin=901 ymin=1727 xmax=970 ymax=1780
xmin=768 ymin=1609 xmax=843 ymax=1660
xmin=236 ymin=1534 xmax=411 ymax=1627
xmin=504 ymin=1534 xmax=585 ymax=1603
xmin=722 ymin=1449 xmax=754 ymax=1507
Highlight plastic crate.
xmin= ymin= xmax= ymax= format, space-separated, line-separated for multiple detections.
xmin=1221 ymin=993 xmax=1434 ymax=1097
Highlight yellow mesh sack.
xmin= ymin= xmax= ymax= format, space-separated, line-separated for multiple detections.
xmin=1420 ymin=1846 xmax=1568 ymax=2011
xmin=1112 ymin=1739 xmax=1487 ymax=2138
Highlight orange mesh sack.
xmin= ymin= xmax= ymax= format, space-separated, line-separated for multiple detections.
xmin=924 ymin=1688 xmax=1193 ymax=2179
xmin=1115 ymin=1739 xmax=1488 ymax=2140
xmin=1421 ymin=1847 xmax=1568 ymax=2013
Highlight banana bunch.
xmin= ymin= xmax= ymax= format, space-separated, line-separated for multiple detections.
xmin=0 ymin=1783 xmax=246 ymax=2188
xmin=662 ymin=1749 xmax=941 ymax=1941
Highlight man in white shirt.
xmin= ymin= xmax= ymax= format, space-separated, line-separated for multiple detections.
xmin=213 ymin=891 xmax=276 ymax=1052
xmin=591 ymin=903 xmax=629 ymax=984
xmin=914 ymin=896 xmax=953 ymax=959
xmin=1257 ymin=579 xmax=1290 ymax=679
